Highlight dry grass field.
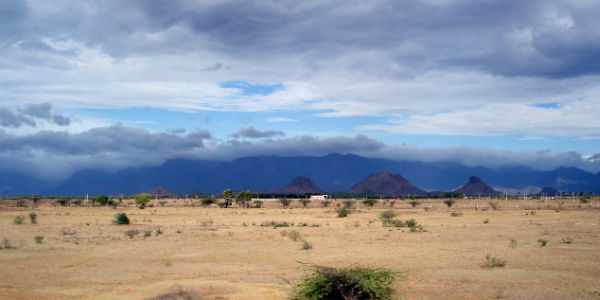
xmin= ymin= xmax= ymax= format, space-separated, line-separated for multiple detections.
xmin=1 ymin=198 xmax=600 ymax=300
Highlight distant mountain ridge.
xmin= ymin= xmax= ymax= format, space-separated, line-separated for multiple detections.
xmin=0 ymin=153 xmax=598 ymax=196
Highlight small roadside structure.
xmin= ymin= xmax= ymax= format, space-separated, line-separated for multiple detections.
xmin=310 ymin=195 xmax=328 ymax=200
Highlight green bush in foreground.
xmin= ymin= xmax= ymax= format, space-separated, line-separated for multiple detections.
xmin=113 ymin=213 xmax=130 ymax=225
xmin=13 ymin=215 xmax=25 ymax=225
xmin=290 ymin=264 xmax=397 ymax=300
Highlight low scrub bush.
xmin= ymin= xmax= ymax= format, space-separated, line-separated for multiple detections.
xmin=290 ymin=264 xmax=397 ymax=300
xmin=299 ymin=199 xmax=311 ymax=207
xmin=282 ymin=230 xmax=303 ymax=241
xmin=322 ymin=200 xmax=331 ymax=207
xmin=444 ymin=199 xmax=455 ymax=207
xmin=538 ymin=239 xmax=548 ymax=247
xmin=482 ymin=254 xmax=506 ymax=268
xmin=562 ymin=236 xmax=573 ymax=244
xmin=0 ymin=238 xmax=15 ymax=249
xmin=13 ymin=215 xmax=25 ymax=225
xmin=124 ymin=230 xmax=139 ymax=239
xmin=113 ymin=213 xmax=130 ymax=225
xmin=336 ymin=207 xmax=352 ymax=218
xmin=28 ymin=212 xmax=37 ymax=224
xmin=450 ymin=211 xmax=463 ymax=217
xmin=253 ymin=200 xmax=264 ymax=208
xmin=301 ymin=240 xmax=313 ymax=250
xmin=379 ymin=210 xmax=398 ymax=225
xmin=201 ymin=198 xmax=215 ymax=207
xmin=96 ymin=195 xmax=109 ymax=205
xmin=343 ymin=199 xmax=356 ymax=208
xmin=483 ymin=218 xmax=489 ymax=224
xmin=261 ymin=221 xmax=292 ymax=228
xmin=409 ymin=201 xmax=420 ymax=207
xmin=34 ymin=235 xmax=44 ymax=244
xmin=489 ymin=201 xmax=501 ymax=210
xmin=279 ymin=198 xmax=291 ymax=207
xmin=361 ymin=199 xmax=378 ymax=207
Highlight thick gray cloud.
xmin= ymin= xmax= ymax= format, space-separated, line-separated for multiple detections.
xmin=0 ymin=124 xmax=211 ymax=178
xmin=0 ymin=103 xmax=70 ymax=127
xmin=1 ymin=125 xmax=597 ymax=181
xmin=231 ymin=126 xmax=285 ymax=139
xmin=3 ymin=0 xmax=599 ymax=78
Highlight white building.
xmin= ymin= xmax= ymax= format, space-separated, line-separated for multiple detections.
xmin=310 ymin=195 xmax=328 ymax=200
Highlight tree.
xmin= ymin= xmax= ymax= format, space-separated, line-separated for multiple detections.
xmin=235 ymin=190 xmax=253 ymax=208
xmin=135 ymin=193 xmax=151 ymax=209
xmin=279 ymin=198 xmax=291 ymax=207
xmin=299 ymin=198 xmax=311 ymax=207
xmin=223 ymin=189 xmax=233 ymax=208
xmin=96 ymin=195 xmax=109 ymax=206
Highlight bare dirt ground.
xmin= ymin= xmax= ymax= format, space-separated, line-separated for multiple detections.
xmin=1 ymin=198 xmax=600 ymax=300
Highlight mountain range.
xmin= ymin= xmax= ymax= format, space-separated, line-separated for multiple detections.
xmin=0 ymin=153 xmax=599 ymax=196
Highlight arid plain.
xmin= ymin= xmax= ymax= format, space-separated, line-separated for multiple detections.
xmin=1 ymin=198 xmax=599 ymax=300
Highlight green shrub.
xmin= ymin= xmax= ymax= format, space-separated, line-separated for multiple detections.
xmin=34 ymin=236 xmax=43 ymax=244
xmin=253 ymin=200 xmax=264 ymax=208
xmin=13 ymin=215 xmax=25 ymax=225
xmin=444 ymin=199 xmax=455 ymax=207
xmin=96 ymin=195 xmax=109 ymax=205
xmin=263 ymin=221 xmax=292 ymax=228
xmin=361 ymin=199 xmax=378 ymax=207
xmin=28 ymin=212 xmax=37 ymax=224
xmin=322 ymin=200 xmax=332 ymax=207
xmin=135 ymin=193 xmax=151 ymax=209
xmin=113 ymin=213 xmax=130 ymax=225
xmin=299 ymin=199 xmax=311 ymax=207
xmin=409 ymin=201 xmax=420 ymax=207
xmin=537 ymin=239 xmax=548 ymax=247
xmin=285 ymin=230 xmax=303 ymax=241
xmin=235 ymin=191 xmax=253 ymax=208
xmin=343 ymin=199 xmax=356 ymax=208
xmin=450 ymin=211 xmax=463 ymax=217
xmin=201 ymin=198 xmax=215 ymax=207
xmin=336 ymin=207 xmax=352 ymax=218
xmin=124 ymin=230 xmax=139 ymax=239
xmin=483 ymin=218 xmax=489 ymax=224
xmin=379 ymin=210 xmax=397 ymax=224
xmin=55 ymin=198 xmax=70 ymax=206
xmin=71 ymin=199 xmax=82 ymax=206
xmin=290 ymin=264 xmax=397 ymax=300
xmin=482 ymin=254 xmax=506 ymax=268
xmin=279 ymin=198 xmax=291 ymax=207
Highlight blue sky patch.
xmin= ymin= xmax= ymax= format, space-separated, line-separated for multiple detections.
xmin=533 ymin=102 xmax=561 ymax=109
xmin=220 ymin=81 xmax=284 ymax=96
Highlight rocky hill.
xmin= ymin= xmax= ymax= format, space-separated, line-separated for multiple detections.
xmin=146 ymin=186 xmax=178 ymax=198
xmin=348 ymin=171 xmax=428 ymax=195
xmin=272 ymin=176 xmax=325 ymax=194
xmin=452 ymin=176 xmax=502 ymax=196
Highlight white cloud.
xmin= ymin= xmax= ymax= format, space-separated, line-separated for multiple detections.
xmin=266 ymin=117 xmax=298 ymax=122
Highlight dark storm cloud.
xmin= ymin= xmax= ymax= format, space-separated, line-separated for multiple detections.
xmin=0 ymin=123 xmax=209 ymax=155
xmin=0 ymin=103 xmax=70 ymax=127
xmin=3 ymin=0 xmax=599 ymax=79
xmin=0 ymin=126 xmax=598 ymax=179
xmin=0 ymin=124 xmax=211 ymax=178
xmin=231 ymin=126 xmax=285 ymax=139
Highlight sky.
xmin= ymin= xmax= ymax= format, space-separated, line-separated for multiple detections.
xmin=1 ymin=0 xmax=599 ymax=179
